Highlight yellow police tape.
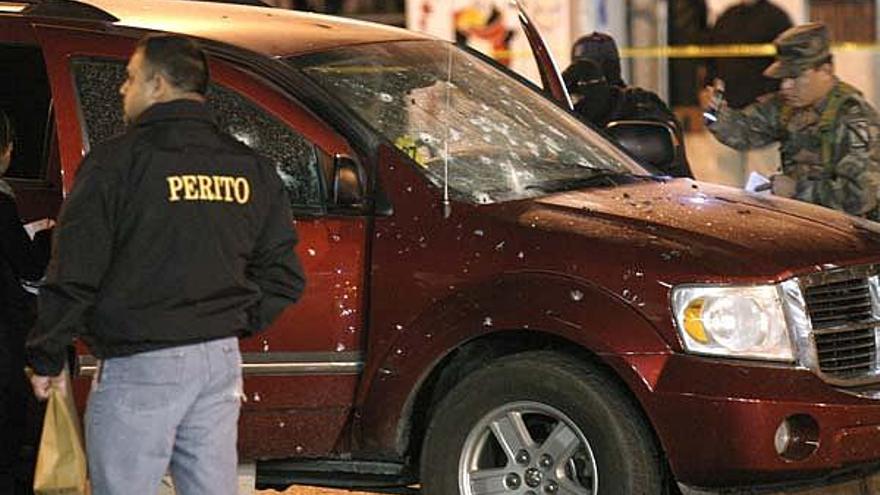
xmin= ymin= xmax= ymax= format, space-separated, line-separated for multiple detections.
xmin=495 ymin=42 xmax=880 ymax=60
xmin=619 ymin=42 xmax=880 ymax=59
xmin=620 ymin=43 xmax=777 ymax=59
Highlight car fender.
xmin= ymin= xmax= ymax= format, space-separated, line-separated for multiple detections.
xmin=355 ymin=270 xmax=673 ymax=457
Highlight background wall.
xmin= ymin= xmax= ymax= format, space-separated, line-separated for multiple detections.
xmin=706 ymin=0 xmax=805 ymax=23
xmin=406 ymin=0 xmax=572 ymax=85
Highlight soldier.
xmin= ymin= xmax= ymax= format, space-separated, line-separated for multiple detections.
xmin=706 ymin=22 xmax=880 ymax=219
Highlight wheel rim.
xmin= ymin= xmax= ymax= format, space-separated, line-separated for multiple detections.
xmin=458 ymin=401 xmax=598 ymax=495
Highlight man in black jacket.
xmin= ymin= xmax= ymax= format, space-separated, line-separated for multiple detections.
xmin=0 ymin=109 xmax=50 ymax=495
xmin=668 ymin=0 xmax=709 ymax=108
xmin=26 ymin=34 xmax=305 ymax=495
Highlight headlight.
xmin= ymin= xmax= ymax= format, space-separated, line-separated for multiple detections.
xmin=671 ymin=284 xmax=794 ymax=361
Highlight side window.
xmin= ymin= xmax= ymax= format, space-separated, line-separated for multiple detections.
xmin=0 ymin=44 xmax=53 ymax=180
xmin=71 ymin=58 xmax=323 ymax=208
xmin=210 ymin=85 xmax=322 ymax=208
xmin=72 ymin=59 xmax=125 ymax=149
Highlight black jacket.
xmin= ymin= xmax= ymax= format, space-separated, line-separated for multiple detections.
xmin=0 ymin=190 xmax=48 ymax=336
xmin=26 ymin=100 xmax=305 ymax=376
xmin=576 ymin=86 xmax=694 ymax=179
xmin=708 ymin=0 xmax=792 ymax=109
xmin=611 ymin=88 xmax=693 ymax=178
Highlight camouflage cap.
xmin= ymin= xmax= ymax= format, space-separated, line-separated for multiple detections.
xmin=764 ymin=23 xmax=831 ymax=79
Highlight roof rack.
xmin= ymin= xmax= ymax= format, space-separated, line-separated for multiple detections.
xmin=21 ymin=0 xmax=118 ymax=22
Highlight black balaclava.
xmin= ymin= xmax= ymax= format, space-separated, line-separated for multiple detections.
xmin=563 ymin=59 xmax=614 ymax=125
xmin=571 ymin=32 xmax=625 ymax=87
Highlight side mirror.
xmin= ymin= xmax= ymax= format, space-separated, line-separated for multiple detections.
xmin=333 ymin=155 xmax=365 ymax=207
xmin=604 ymin=120 xmax=677 ymax=173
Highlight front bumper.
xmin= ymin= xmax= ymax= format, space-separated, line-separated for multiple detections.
xmin=635 ymin=353 xmax=880 ymax=489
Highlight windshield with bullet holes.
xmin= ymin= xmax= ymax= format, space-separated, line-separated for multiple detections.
xmin=290 ymin=40 xmax=649 ymax=204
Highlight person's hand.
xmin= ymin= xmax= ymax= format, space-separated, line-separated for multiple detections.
xmin=704 ymin=78 xmax=727 ymax=113
xmin=29 ymin=368 xmax=67 ymax=401
xmin=771 ymin=174 xmax=797 ymax=198
xmin=702 ymin=79 xmax=727 ymax=126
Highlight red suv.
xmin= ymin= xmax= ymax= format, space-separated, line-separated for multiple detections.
xmin=7 ymin=1 xmax=880 ymax=493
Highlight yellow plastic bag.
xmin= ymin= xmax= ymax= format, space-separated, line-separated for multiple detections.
xmin=33 ymin=370 xmax=88 ymax=495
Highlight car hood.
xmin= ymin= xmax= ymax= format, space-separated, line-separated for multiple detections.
xmin=493 ymin=179 xmax=880 ymax=282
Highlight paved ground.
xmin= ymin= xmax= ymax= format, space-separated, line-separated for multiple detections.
xmin=255 ymin=476 xmax=880 ymax=495
xmin=258 ymin=489 xmax=376 ymax=495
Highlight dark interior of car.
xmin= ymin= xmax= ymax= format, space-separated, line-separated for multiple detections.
xmin=0 ymin=44 xmax=52 ymax=181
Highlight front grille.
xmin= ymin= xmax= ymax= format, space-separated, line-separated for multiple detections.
xmin=803 ymin=275 xmax=879 ymax=381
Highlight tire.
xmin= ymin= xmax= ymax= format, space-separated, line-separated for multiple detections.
xmin=420 ymin=351 xmax=665 ymax=495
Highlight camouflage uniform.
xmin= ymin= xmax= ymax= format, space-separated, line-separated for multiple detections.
xmin=708 ymin=23 xmax=880 ymax=220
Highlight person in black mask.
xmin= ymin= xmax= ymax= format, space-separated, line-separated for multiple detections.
xmin=564 ymin=58 xmax=614 ymax=125
xmin=566 ymin=33 xmax=693 ymax=178
xmin=0 ymin=109 xmax=50 ymax=494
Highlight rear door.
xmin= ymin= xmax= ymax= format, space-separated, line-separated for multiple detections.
xmin=38 ymin=25 xmax=369 ymax=460
xmin=0 ymin=18 xmax=61 ymax=222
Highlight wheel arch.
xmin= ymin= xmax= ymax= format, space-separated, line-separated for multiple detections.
xmin=354 ymin=272 xmax=674 ymax=468
xmin=402 ymin=330 xmax=635 ymax=466
xmin=418 ymin=344 xmax=678 ymax=495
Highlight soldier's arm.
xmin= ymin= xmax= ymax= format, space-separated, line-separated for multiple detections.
xmin=708 ymin=94 xmax=783 ymax=150
xmin=799 ymin=100 xmax=880 ymax=217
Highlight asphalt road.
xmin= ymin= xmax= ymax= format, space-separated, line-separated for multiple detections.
xmin=258 ymin=489 xmax=376 ymax=495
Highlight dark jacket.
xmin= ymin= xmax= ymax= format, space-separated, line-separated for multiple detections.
xmin=0 ymin=189 xmax=48 ymax=335
xmin=708 ymin=0 xmax=792 ymax=109
xmin=26 ymin=100 xmax=305 ymax=376
xmin=668 ymin=0 xmax=709 ymax=106
xmin=573 ymin=85 xmax=694 ymax=178
xmin=610 ymin=88 xmax=693 ymax=178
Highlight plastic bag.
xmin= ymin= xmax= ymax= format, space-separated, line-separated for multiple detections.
xmin=33 ymin=370 xmax=88 ymax=495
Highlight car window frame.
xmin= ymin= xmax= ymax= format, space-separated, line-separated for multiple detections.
xmin=68 ymin=54 xmax=334 ymax=216
xmin=0 ymin=41 xmax=58 ymax=186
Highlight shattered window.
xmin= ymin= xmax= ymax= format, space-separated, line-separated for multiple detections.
xmin=209 ymin=85 xmax=321 ymax=208
xmin=291 ymin=41 xmax=647 ymax=204
xmin=72 ymin=59 xmax=126 ymax=148
xmin=71 ymin=58 xmax=322 ymax=208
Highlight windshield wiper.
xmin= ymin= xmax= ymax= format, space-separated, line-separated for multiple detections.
xmin=524 ymin=171 xmax=658 ymax=193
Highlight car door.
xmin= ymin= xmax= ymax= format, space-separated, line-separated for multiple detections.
xmin=37 ymin=25 xmax=369 ymax=460
xmin=514 ymin=1 xmax=572 ymax=110
xmin=0 ymin=18 xmax=62 ymax=222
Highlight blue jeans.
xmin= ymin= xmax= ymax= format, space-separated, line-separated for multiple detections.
xmin=85 ymin=337 xmax=242 ymax=495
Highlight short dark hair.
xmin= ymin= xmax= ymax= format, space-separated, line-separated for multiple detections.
xmin=136 ymin=34 xmax=209 ymax=95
